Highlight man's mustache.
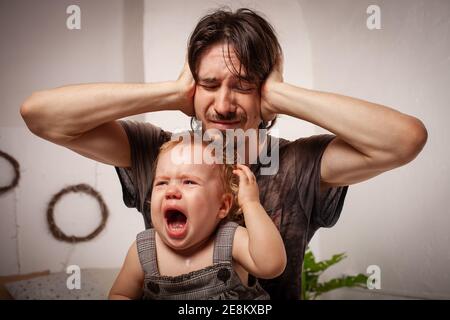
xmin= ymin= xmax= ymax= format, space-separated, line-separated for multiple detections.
xmin=206 ymin=111 xmax=247 ymax=122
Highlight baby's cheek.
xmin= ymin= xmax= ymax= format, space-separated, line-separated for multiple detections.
xmin=150 ymin=194 xmax=163 ymax=214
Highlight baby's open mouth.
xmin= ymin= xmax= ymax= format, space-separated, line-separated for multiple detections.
xmin=165 ymin=210 xmax=187 ymax=228
xmin=164 ymin=209 xmax=188 ymax=238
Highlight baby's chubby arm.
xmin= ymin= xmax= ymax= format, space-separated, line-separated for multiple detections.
xmin=109 ymin=241 xmax=145 ymax=300
xmin=231 ymin=164 xmax=287 ymax=279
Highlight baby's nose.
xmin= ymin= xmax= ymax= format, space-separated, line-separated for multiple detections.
xmin=165 ymin=182 xmax=182 ymax=199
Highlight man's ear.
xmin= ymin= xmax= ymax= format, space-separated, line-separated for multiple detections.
xmin=217 ymin=193 xmax=233 ymax=219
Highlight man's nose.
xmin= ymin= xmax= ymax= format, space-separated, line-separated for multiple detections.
xmin=214 ymin=87 xmax=236 ymax=116
xmin=165 ymin=183 xmax=181 ymax=200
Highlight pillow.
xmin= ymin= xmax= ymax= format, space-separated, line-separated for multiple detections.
xmin=5 ymin=268 xmax=120 ymax=300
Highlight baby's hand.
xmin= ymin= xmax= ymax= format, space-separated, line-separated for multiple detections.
xmin=233 ymin=164 xmax=260 ymax=208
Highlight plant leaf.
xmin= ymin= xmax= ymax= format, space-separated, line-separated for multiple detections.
xmin=307 ymin=253 xmax=347 ymax=273
xmin=312 ymin=274 xmax=368 ymax=299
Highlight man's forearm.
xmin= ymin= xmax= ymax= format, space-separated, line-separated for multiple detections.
xmin=268 ymin=82 xmax=427 ymax=160
xmin=21 ymin=82 xmax=182 ymax=142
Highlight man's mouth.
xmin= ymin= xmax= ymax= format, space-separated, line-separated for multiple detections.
xmin=209 ymin=120 xmax=242 ymax=128
xmin=164 ymin=208 xmax=188 ymax=239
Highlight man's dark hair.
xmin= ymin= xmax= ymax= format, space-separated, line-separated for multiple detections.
xmin=187 ymin=7 xmax=282 ymax=130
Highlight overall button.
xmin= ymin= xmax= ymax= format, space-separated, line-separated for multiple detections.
xmin=217 ymin=268 xmax=231 ymax=283
xmin=146 ymin=281 xmax=160 ymax=294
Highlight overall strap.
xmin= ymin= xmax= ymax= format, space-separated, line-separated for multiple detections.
xmin=213 ymin=220 xmax=239 ymax=264
xmin=136 ymin=228 xmax=159 ymax=276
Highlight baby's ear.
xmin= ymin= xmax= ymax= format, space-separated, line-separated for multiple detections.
xmin=218 ymin=193 xmax=233 ymax=219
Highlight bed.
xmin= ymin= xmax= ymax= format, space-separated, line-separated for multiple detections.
xmin=0 ymin=268 xmax=120 ymax=300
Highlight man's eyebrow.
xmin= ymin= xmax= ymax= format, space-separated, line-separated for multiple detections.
xmin=198 ymin=76 xmax=255 ymax=85
xmin=198 ymin=77 xmax=219 ymax=83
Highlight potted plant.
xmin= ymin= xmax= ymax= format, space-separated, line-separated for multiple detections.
xmin=301 ymin=247 xmax=368 ymax=300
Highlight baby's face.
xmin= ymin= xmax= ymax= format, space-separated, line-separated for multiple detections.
xmin=150 ymin=143 xmax=231 ymax=253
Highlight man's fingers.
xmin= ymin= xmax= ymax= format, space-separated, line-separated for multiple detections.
xmin=276 ymin=50 xmax=284 ymax=73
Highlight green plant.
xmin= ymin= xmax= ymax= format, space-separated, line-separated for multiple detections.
xmin=301 ymin=247 xmax=368 ymax=300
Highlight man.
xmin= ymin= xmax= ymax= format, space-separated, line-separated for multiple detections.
xmin=20 ymin=8 xmax=427 ymax=299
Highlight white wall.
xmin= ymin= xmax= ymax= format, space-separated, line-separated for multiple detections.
xmin=298 ymin=0 xmax=450 ymax=299
xmin=0 ymin=0 xmax=145 ymax=275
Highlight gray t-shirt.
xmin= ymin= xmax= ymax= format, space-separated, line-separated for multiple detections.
xmin=115 ymin=120 xmax=349 ymax=300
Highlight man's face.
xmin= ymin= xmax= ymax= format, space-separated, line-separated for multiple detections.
xmin=150 ymin=143 xmax=230 ymax=253
xmin=194 ymin=42 xmax=262 ymax=132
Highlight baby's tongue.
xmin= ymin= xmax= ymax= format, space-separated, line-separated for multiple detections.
xmin=168 ymin=211 xmax=186 ymax=230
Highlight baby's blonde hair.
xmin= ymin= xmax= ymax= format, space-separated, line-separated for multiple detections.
xmin=150 ymin=132 xmax=243 ymax=223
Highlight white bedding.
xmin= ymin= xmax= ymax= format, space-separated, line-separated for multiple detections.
xmin=5 ymin=268 xmax=120 ymax=300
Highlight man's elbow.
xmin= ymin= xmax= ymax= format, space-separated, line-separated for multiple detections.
xmin=395 ymin=118 xmax=428 ymax=165
xmin=20 ymin=91 xmax=68 ymax=143
xmin=20 ymin=91 xmax=46 ymax=137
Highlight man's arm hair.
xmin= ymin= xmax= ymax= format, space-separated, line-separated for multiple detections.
xmin=20 ymin=82 xmax=185 ymax=167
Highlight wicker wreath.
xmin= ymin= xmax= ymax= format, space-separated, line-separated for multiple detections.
xmin=0 ymin=150 xmax=20 ymax=195
xmin=47 ymin=183 xmax=108 ymax=243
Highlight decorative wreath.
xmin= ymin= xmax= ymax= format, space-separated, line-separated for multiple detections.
xmin=47 ymin=184 xmax=108 ymax=243
xmin=0 ymin=150 xmax=20 ymax=195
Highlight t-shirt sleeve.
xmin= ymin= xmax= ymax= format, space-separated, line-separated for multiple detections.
xmin=293 ymin=134 xmax=349 ymax=229
xmin=115 ymin=120 xmax=170 ymax=226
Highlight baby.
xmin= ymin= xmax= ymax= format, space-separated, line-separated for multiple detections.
xmin=109 ymin=134 xmax=286 ymax=299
